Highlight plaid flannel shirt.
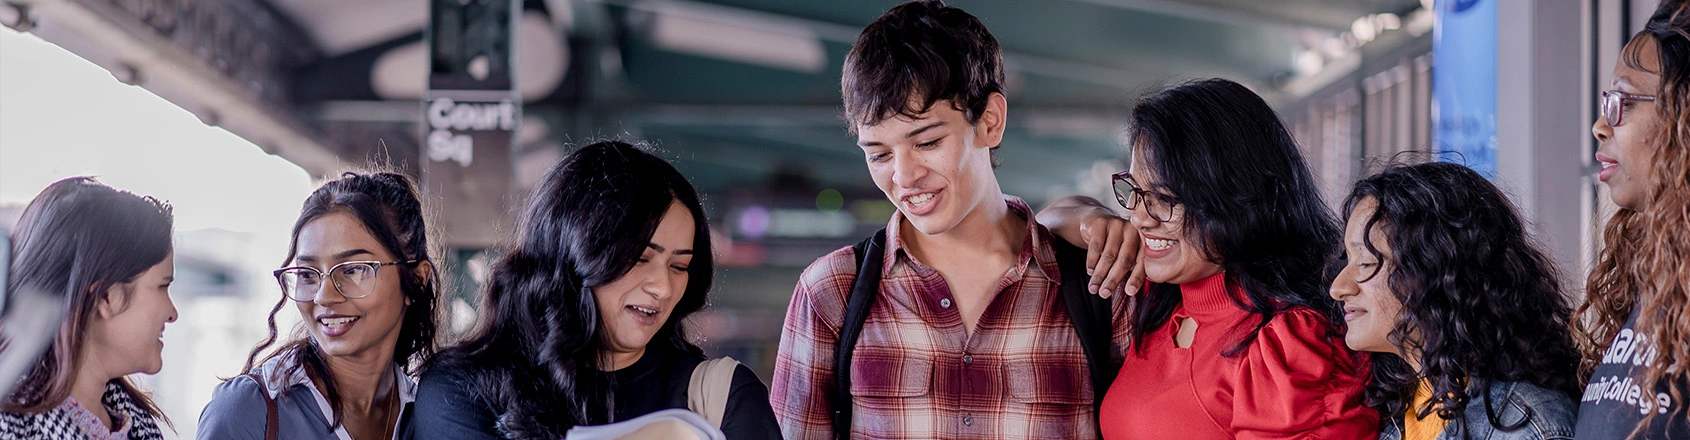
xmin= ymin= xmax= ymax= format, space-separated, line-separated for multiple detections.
xmin=771 ymin=197 xmax=1132 ymax=439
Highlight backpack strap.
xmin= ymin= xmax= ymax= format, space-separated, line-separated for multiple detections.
xmin=831 ymin=229 xmax=887 ymax=440
xmin=685 ymin=357 xmax=741 ymax=429
xmin=829 ymin=231 xmax=1116 ymax=436
xmin=245 ymin=372 xmax=279 ymax=440
xmin=1051 ymin=237 xmax=1121 ymax=417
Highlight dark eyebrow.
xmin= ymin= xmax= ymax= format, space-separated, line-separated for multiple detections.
xmin=905 ymin=121 xmax=946 ymax=139
xmin=857 ymin=121 xmax=947 ymax=147
xmin=295 ymin=249 xmax=374 ymax=263
xmin=646 ymin=243 xmax=694 ymax=256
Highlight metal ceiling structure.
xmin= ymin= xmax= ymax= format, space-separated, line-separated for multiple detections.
xmin=2 ymin=0 xmax=1426 ymax=212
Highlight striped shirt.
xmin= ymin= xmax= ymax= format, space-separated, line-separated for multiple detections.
xmin=771 ymin=197 xmax=1131 ymax=439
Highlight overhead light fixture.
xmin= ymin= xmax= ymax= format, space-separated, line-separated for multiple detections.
xmin=1352 ymin=16 xmax=1378 ymax=43
xmin=1294 ymin=48 xmax=1325 ymax=77
xmin=1350 ymin=13 xmax=1404 ymax=45
xmin=639 ymin=0 xmax=825 ymax=73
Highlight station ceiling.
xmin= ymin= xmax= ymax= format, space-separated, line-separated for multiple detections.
xmin=260 ymin=0 xmax=1423 ymax=209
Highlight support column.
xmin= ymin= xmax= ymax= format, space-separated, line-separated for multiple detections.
xmin=1494 ymin=0 xmax=1587 ymax=291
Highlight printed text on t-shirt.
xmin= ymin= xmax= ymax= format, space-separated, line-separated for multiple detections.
xmin=1582 ymin=328 xmax=1674 ymax=415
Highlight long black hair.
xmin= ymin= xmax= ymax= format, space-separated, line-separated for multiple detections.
xmin=1346 ymin=161 xmax=1581 ymax=436
xmin=425 ymin=140 xmax=714 ymax=438
xmin=240 ymin=171 xmax=441 ymax=429
xmin=1126 ymin=78 xmax=1346 ymax=356
xmin=4 ymin=177 xmax=173 ymax=420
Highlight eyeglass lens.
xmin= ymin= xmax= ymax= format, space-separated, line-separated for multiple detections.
xmin=1112 ymin=175 xmax=1177 ymax=222
xmin=1604 ymin=92 xmax=1621 ymax=126
xmin=278 ymin=263 xmax=379 ymax=301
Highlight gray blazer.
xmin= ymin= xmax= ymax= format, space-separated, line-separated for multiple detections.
xmin=196 ymin=358 xmax=415 ymax=440
xmin=1381 ymin=381 xmax=1577 ymax=440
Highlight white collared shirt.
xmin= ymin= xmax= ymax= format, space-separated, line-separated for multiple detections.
xmin=255 ymin=357 xmax=416 ymax=440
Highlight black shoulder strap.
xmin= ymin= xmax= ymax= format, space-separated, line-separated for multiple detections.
xmin=831 ymin=229 xmax=886 ymax=440
xmin=1051 ymin=237 xmax=1120 ymax=416
xmin=830 ymin=231 xmax=1115 ymax=437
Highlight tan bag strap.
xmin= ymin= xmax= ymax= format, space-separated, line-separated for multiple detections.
xmin=685 ymin=357 xmax=740 ymax=429
xmin=246 ymin=372 xmax=279 ymax=440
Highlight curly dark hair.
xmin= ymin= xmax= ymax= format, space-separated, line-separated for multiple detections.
xmin=424 ymin=140 xmax=713 ymax=438
xmin=1344 ymin=161 xmax=1582 ymax=436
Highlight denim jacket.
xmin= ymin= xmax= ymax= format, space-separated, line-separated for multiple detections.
xmin=1380 ymin=381 xmax=1577 ymax=440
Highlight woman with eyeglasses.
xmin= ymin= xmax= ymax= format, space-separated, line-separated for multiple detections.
xmin=1574 ymin=1 xmax=1690 ymax=438
xmin=198 ymin=172 xmax=441 ymax=440
xmin=1 ymin=177 xmax=176 ymax=440
xmin=1078 ymin=79 xmax=1375 ymax=439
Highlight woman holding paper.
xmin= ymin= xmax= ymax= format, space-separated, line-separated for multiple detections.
xmin=413 ymin=140 xmax=780 ymax=440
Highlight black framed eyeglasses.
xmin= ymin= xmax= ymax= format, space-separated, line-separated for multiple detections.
xmin=1111 ymin=171 xmax=1182 ymax=223
xmin=273 ymin=260 xmax=417 ymax=302
xmin=1601 ymin=90 xmax=1655 ymax=127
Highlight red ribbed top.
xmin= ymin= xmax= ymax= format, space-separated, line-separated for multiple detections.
xmin=1099 ymin=272 xmax=1378 ymax=439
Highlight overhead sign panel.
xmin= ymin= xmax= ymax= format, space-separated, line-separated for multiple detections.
xmin=1432 ymin=0 xmax=1498 ymax=176
xmin=424 ymin=0 xmax=520 ymax=248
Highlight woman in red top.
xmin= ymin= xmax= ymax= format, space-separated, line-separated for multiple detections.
xmin=1096 ymin=79 xmax=1376 ymax=439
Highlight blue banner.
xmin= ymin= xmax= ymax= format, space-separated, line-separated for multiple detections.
xmin=1432 ymin=0 xmax=1498 ymax=177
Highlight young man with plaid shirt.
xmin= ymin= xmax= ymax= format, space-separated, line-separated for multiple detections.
xmin=770 ymin=2 xmax=1134 ymax=438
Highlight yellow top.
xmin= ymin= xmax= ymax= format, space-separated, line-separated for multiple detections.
xmin=1403 ymin=379 xmax=1450 ymax=440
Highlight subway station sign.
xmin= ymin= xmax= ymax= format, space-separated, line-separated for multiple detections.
xmin=424 ymin=0 xmax=519 ymax=249
xmin=425 ymin=95 xmax=517 ymax=167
